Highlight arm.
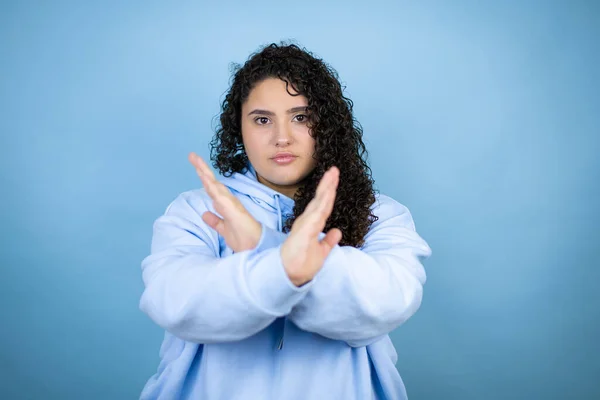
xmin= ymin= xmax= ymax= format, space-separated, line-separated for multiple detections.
xmin=139 ymin=191 xmax=312 ymax=343
xmin=287 ymin=196 xmax=432 ymax=347
xmin=248 ymin=195 xmax=431 ymax=347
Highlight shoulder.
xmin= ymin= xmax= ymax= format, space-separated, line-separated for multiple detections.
xmin=146 ymin=189 xmax=223 ymax=256
xmin=371 ymin=192 xmax=416 ymax=232
xmin=163 ymin=188 xmax=212 ymax=217
xmin=362 ymin=193 xmax=431 ymax=259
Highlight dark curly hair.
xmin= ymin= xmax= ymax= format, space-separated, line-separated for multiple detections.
xmin=210 ymin=41 xmax=379 ymax=248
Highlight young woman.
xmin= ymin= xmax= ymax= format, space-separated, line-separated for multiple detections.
xmin=139 ymin=43 xmax=432 ymax=400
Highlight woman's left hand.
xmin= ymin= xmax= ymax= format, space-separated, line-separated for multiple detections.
xmin=280 ymin=166 xmax=342 ymax=286
xmin=188 ymin=152 xmax=262 ymax=252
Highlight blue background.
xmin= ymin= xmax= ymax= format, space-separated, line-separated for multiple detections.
xmin=1 ymin=1 xmax=598 ymax=399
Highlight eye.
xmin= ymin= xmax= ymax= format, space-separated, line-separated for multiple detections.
xmin=254 ymin=117 xmax=270 ymax=125
xmin=293 ymin=114 xmax=308 ymax=123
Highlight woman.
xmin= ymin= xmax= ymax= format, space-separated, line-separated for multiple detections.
xmin=139 ymin=43 xmax=432 ymax=400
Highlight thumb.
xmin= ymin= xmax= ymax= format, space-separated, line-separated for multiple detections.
xmin=320 ymin=228 xmax=342 ymax=257
xmin=202 ymin=211 xmax=225 ymax=235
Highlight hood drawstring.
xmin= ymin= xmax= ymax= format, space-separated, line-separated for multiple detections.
xmin=273 ymin=193 xmax=286 ymax=351
xmin=274 ymin=194 xmax=283 ymax=233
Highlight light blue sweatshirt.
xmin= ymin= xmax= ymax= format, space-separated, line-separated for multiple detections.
xmin=139 ymin=162 xmax=432 ymax=400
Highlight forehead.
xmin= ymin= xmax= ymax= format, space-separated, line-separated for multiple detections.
xmin=244 ymin=78 xmax=308 ymax=108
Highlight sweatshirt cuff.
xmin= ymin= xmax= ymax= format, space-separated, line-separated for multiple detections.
xmin=253 ymin=224 xmax=287 ymax=253
xmin=246 ymin=246 xmax=314 ymax=316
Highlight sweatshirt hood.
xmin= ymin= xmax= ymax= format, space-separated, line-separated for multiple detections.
xmin=218 ymin=162 xmax=295 ymax=232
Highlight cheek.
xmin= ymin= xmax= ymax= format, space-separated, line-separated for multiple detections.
xmin=302 ymin=133 xmax=316 ymax=155
xmin=242 ymin=130 xmax=267 ymax=156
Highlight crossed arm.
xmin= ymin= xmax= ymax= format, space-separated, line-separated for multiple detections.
xmin=252 ymin=199 xmax=431 ymax=347
xmin=139 ymin=153 xmax=431 ymax=347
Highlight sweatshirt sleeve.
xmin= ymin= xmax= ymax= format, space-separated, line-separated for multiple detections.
xmin=139 ymin=190 xmax=312 ymax=344
xmin=287 ymin=195 xmax=432 ymax=347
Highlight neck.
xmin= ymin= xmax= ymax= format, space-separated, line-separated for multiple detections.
xmin=256 ymin=175 xmax=298 ymax=199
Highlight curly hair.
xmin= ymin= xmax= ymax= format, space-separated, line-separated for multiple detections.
xmin=209 ymin=42 xmax=379 ymax=248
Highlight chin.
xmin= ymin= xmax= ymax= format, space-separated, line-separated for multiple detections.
xmin=264 ymin=174 xmax=303 ymax=186
xmin=253 ymin=159 xmax=315 ymax=187
xmin=259 ymin=167 xmax=309 ymax=185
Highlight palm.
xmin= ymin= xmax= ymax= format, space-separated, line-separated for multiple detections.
xmin=281 ymin=167 xmax=342 ymax=286
xmin=188 ymin=152 xmax=262 ymax=252
xmin=209 ymin=197 xmax=258 ymax=251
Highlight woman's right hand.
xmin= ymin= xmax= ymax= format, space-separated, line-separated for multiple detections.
xmin=189 ymin=152 xmax=263 ymax=253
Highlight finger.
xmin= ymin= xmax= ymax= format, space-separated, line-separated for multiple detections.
xmin=295 ymin=168 xmax=338 ymax=233
xmin=190 ymin=154 xmax=232 ymax=202
xmin=189 ymin=152 xmax=217 ymax=182
xmin=201 ymin=172 xmax=220 ymax=200
xmin=188 ymin=152 xmax=200 ymax=168
xmin=315 ymin=168 xmax=339 ymax=218
xmin=192 ymin=156 xmax=233 ymax=199
xmin=202 ymin=211 xmax=225 ymax=235
xmin=304 ymin=167 xmax=336 ymax=215
xmin=289 ymin=167 xmax=339 ymax=236
xmin=189 ymin=152 xmax=207 ymax=176
xmin=323 ymin=168 xmax=339 ymax=214
xmin=314 ymin=167 xmax=336 ymax=200
xmin=320 ymin=228 xmax=342 ymax=257
xmin=189 ymin=152 xmax=212 ymax=186
xmin=317 ymin=167 xmax=339 ymax=207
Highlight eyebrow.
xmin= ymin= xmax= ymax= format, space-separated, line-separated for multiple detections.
xmin=247 ymin=106 xmax=308 ymax=116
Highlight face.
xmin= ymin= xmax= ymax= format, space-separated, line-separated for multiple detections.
xmin=241 ymin=77 xmax=317 ymax=199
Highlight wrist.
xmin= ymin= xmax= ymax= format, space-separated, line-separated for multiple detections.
xmin=280 ymin=238 xmax=318 ymax=287
xmin=289 ymin=274 xmax=312 ymax=287
xmin=234 ymin=219 xmax=262 ymax=253
xmin=281 ymin=246 xmax=313 ymax=287
xmin=249 ymin=220 xmax=263 ymax=249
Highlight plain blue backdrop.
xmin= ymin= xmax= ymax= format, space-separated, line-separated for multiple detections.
xmin=1 ymin=1 xmax=598 ymax=399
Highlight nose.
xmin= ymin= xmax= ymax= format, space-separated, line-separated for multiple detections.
xmin=274 ymin=122 xmax=293 ymax=147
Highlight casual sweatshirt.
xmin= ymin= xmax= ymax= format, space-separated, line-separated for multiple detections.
xmin=139 ymin=162 xmax=432 ymax=400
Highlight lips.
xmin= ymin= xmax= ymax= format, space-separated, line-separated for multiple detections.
xmin=272 ymin=152 xmax=295 ymax=159
xmin=271 ymin=153 xmax=297 ymax=164
xmin=272 ymin=153 xmax=296 ymax=161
